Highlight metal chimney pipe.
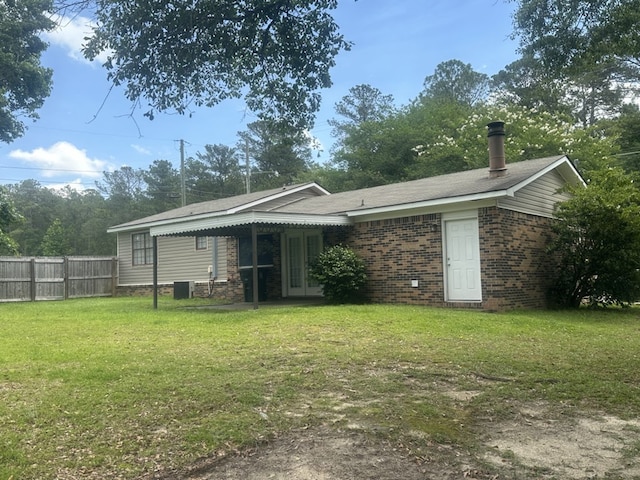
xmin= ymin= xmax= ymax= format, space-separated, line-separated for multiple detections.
xmin=487 ymin=121 xmax=506 ymax=178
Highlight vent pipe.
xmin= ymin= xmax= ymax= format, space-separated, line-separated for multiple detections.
xmin=487 ymin=121 xmax=506 ymax=178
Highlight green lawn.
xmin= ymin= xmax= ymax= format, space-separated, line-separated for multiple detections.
xmin=1 ymin=297 xmax=639 ymax=479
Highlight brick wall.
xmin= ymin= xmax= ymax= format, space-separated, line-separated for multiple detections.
xmin=340 ymin=208 xmax=556 ymax=310
xmin=478 ymin=207 xmax=555 ymax=310
xmin=345 ymin=214 xmax=445 ymax=305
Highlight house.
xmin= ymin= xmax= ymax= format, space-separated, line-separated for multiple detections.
xmin=108 ymin=122 xmax=584 ymax=310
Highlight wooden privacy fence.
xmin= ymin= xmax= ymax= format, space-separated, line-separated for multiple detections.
xmin=0 ymin=256 xmax=117 ymax=302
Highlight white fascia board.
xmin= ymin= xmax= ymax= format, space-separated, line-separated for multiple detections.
xmin=345 ymin=190 xmax=509 ymax=219
xmin=150 ymin=211 xmax=352 ymax=236
xmin=227 ymin=183 xmax=330 ymax=214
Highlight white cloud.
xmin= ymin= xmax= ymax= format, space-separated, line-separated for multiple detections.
xmin=131 ymin=144 xmax=152 ymax=155
xmin=9 ymin=141 xmax=111 ymax=179
xmin=43 ymin=15 xmax=111 ymax=65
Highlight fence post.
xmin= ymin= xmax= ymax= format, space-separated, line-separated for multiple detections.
xmin=64 ymin=257 xmax=69 ymax=300
xmin=111 ymin=257 xmax=118 ymax=297
xmin=30 ymin=257 xmax=36 ymax=302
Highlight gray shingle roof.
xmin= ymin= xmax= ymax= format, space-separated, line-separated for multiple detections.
xmin=276 ymin=155 xmax=569 ymax=215
xmin=110 ymin=155 xmax=577 ymax=232
xmin=109 ymin=182 xmax=318 ymax=229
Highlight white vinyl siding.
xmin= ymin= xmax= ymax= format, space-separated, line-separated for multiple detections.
xmin=117 ymin=233 xmax=228 ymax=286
xmin=498 ymin=170 xmax=570 ymax=218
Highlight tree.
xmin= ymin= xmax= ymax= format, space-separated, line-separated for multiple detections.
xmin=185 ymin=144 xmax=244 ymax=202
xmin=512 ymin=0 xmax=640 ymax=100
xmin=412 ymin=101 xmax=618 ymax=177
xmin=6 ymin=180 xmax=62 ymax=255
xmin=142 ymin=159 xmax=181 ymax=212
xmin=328 ymin=84 xmax=395 ymax=142
xmin=0 ymin=0 xmax=54 ymax=143
xmin=57 ymin=187 xmax=115 ymax=255
xmin=96 ymin=166 xmax=149 ymax=224
xmin=83 ymin=0 xmax=350 ymax=129
xmin=0 ymin=187 xmax=23 ymax=255
xmin=548 ymin=167 xmax=640 ymax=308
xmin=40 ymin=218 xmax=72 ymax=256
xmin=492 ymin=54 xmax=574 ymax=116
xmin=421 ymin=60 xmax=490 ymax=106
xmin=6 ymin=181 xmax=116 ymax=256
xmin=239 ymin=121 xmax=312 ymax=191
xmin=601 ymin=103 xmax=640 ymax=174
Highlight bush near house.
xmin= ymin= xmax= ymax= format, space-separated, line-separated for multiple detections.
xmin=548 ymin=167 xmax=640 ymax=308
xmin=309 ymin=244 xmax=367 ymax=303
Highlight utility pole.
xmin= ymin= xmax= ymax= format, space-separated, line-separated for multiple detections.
xmin=180 ymin=139 xmax=186 ymax=206
xmin=245 ymin=139 xmax=251 ymax=194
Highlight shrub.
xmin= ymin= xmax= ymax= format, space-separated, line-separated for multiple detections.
xmin=309 ymin=245 xmax=367 ymax=304
xmin=548 ymin=167 xmax=640 ymax=308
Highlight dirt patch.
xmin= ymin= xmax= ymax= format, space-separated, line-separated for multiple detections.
xmin=181 ymin=426 xmax=434 ymax=480
xmin=166 ymin=403 xmax=640 ymax=480
xmin=483 ymin=405 xmax=640 ymax=479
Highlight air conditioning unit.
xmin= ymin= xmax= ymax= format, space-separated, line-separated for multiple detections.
xmin=174 ymin=281 xmax=194 ymax=299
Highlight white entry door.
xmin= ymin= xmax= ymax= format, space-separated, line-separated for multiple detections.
xmin=285 ymin=230 xmax=323 ymax=297
xmin=445 ymin=218 xmax=482 ymax=301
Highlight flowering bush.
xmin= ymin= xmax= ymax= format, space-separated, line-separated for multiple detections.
xmin=412 ymin=102 xmax=617 ymax=176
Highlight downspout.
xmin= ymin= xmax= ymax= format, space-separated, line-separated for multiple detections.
xmin=211 ymin=236 xmax=219 ymax=278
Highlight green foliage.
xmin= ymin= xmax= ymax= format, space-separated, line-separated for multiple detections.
xmin=548 ymin=167 xmax=640 ymax=308
xmin=309 ymin=245 xmax=367 ymax=303
xmin=0 ymin=0 xmax=54 ymax=142
xmin=6 ymin=181 xmax=115 ymax=256
xmin=185 ymin=144 xmax=245 ymax=202
xmin=84 ymin=0 xmax=350 ymax=130
xmin=142 ymin=159 xmax=182 ymax=212
xmin=40 ymin=218 xmax=72 ymax=256
xmin=492 ymin=54 xmax=572 ymax=116
xmin=421 ymin=59 xmax=490 ymax=106
xmin=328 ymin=83 xmax=396 ymax=144
xmin=412 ymin=101 xmax=617 ymax=176
xmin=0 ymin=186 xmax=23 ymax=255
xmin=602 ymin=103 xmax=640 ymax=174
xmin=512 ymin=0 xmax=640 ymax=113
xmin=513 ymin=0 xmax=640 ymax=70
xmin=239 ymin=120 xmax=313 ymax=190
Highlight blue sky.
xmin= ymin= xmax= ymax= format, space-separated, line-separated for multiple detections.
xmin=0 ymin=0 xmax=519 ymax=191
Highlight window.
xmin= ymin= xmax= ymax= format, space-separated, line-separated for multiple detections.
xmin=132 ymin=232 xmax=153 ymax=266
xmin=196 ymin=236 xmax=208 ymax=251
